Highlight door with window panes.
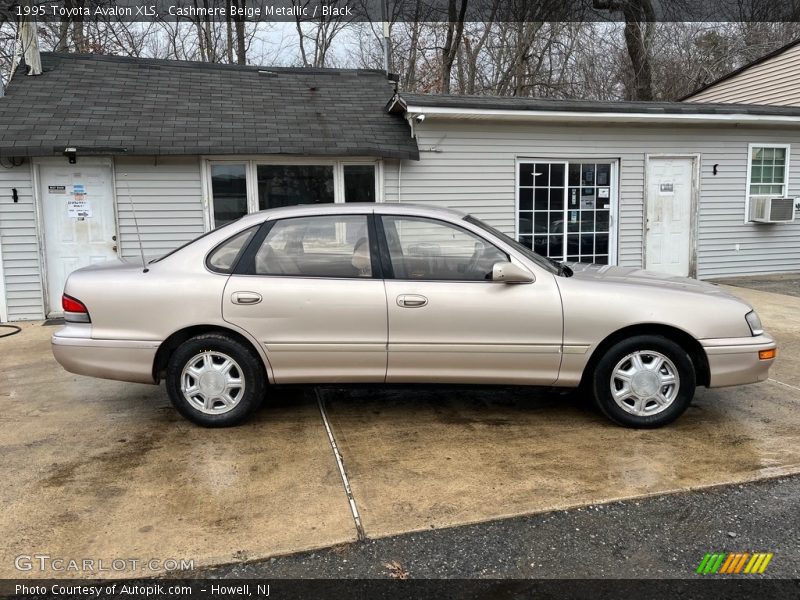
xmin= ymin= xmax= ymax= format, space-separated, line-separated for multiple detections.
xmin=518 ymin=160 xmax=614 ymax=264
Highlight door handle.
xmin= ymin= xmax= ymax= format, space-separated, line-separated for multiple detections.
xmin=397 ymin=294 xmax=428 ymax=308
xmin=232 ymin=291 xmax=262 ymax=305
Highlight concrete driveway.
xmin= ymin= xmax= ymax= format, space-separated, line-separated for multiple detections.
xmin=1 ymin=284 xmax=799 ymax=579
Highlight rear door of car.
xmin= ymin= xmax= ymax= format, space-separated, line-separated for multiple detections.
xmin=222 ymin=212 xmax=388 ymax=383
xmin=377 ymin=214 xmax=563 ymax=384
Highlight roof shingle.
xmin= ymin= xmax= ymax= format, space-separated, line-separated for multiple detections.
xmin=0 ymin=53 xmax=419 ymax=160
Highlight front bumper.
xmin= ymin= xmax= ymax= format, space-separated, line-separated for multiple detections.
xmin=701 ymin=334 xmax=777 ymax=388
xmin=52 ymin=325 xmax=159 ymax=384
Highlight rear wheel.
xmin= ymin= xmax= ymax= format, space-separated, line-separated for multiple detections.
xmin=166 ymin=333 xmax=265 ymax=427
xmin=592 ymin=335 xmax=695 ymax=428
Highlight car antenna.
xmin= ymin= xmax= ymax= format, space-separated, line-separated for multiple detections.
xmin=122 ymin=172 xmax=149 ymax=273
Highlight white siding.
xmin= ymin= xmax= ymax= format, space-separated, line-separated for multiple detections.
xmin=113 ymin=156 xmax=205 ymax=261
xmin=384 ymin=120 xmax=800 ymax=279
xmin=0 ymin=164 xmax=44 ymax=321
xmin=687 ymin=44 xmax=800 ymax=107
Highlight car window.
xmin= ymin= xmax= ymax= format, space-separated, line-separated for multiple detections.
xmin=464 ymin=214 xmax=559 ymax=275
xmin=381 ymin=216 xmax=507 ymax=281
xmin=206 ymin=226 xmax=258 ymax=273
xmin=251 ymin=215 xmax=372 ymax=278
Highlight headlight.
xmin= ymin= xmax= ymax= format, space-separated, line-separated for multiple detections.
xmin=745 ymin=310 xmax=763 ymax=336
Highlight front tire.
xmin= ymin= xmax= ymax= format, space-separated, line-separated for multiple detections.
xmin=592 ymin=335 xmax=695 ymax=428
xmin=166 ymin=333 xmax=265 ymax=427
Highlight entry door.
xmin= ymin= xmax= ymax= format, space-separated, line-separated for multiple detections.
xmin=645 ymin=158 xmax=694 ymax=276
xmin=40 ymin=161 xmax=117 ymax=316
xmin=380 ymin=215 xmax=563 ymax=384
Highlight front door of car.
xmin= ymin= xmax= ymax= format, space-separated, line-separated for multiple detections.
xmin=222 ymin=213 xmax=388 ymax=383
xmin=378 ymin=215 xmax=563 ymax=384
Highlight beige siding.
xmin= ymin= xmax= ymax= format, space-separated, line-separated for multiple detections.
xmin=113 ymin=156 xmax=205 ymax=261
xmin=0 ymin=163 xmax=44 ymax=321
xmin=385 ymin=119 xmax=800 ymax=279
xmin=687 ymin=44 xmax=800 ymax=107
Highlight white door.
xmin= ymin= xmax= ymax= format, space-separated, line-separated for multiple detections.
xmin=40 ymin=161 xmax=117 ymax=316
xmin=645 ymin=158 xmax=694 ymax=276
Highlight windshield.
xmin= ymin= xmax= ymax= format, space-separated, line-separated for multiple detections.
xmin=464 ymin=214 xmax=560 ymax=275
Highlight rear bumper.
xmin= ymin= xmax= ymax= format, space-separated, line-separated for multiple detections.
xmin=701 ymin=334 xmax=776 ymax=388
xmin=51 ymin=326 xmax=159 ymax=384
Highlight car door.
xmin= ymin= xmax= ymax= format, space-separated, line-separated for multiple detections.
xmin=222 ymin=213 xmax=388 ymax=383
xmin=378 ymin=214 xmax=563 ymax=384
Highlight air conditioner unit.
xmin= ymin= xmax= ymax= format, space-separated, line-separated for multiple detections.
xmin=749 ymin=196 xmax=796 ymax=223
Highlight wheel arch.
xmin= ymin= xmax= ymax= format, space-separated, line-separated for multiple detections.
xmin=153 ymin=324 xmax=272 ymax=384
xmin=580 ymin=323 xmax=710 ymax=388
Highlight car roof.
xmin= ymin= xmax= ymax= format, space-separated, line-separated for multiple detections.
xmin=237 ymin=202 xmax=469 ymax=225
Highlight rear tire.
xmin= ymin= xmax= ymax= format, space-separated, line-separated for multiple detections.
xmin=592 ymin=335 xmax=695 ymax=428
xmin=166 ymin=333 xmax=265 ymax=427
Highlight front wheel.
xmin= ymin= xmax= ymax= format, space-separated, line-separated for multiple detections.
xmin=166 ymin=333 xmax=265 ymax=427
xmin=591 ymin=335 xmax=695 ymax=428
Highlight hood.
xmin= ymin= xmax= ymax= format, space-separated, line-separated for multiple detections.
xmin=567 ymin=263 xmax=742 ymax=301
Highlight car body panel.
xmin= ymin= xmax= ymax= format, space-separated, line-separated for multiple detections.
xmin=384 ymin=278 xmax=563 ymax=384
xmin=50 ymin=203 xmax=776 ymax=395
xmin=222 ymin=276 xmax=388 ymax=383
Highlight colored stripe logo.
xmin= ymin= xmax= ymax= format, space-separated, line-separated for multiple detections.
xmin=696 ymin=552 xmax=773 ymax=574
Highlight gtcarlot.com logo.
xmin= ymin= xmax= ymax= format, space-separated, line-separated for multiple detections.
xmin=696 ymin=552 xmax=774 ymax=575
xmin=14 ymin=554 xmax=194 ymax=573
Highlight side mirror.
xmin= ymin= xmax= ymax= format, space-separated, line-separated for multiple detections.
xmin=492 ymin=262 xmax=534 ymax=284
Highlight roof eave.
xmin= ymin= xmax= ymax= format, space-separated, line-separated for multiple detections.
xmin=401 ymin=104 xmax=800 ymax=126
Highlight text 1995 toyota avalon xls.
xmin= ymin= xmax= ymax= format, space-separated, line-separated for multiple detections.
xmin=52 ymin=204 xmax=776 ymax=428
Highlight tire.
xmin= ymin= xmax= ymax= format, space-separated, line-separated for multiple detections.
xmin=166 ymin=333 xmax=265 ymax=427
xmin=591 ymin=335 xmax=695 ymax=428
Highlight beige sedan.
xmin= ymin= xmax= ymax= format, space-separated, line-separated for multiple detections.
xmin=52 ymin=204 xmax=776 ymax=428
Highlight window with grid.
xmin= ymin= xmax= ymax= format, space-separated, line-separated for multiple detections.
xmin=518 ymin=161 xmax=613 ymax=265
xmin=748 ymin=146 xmax=788 ymax=198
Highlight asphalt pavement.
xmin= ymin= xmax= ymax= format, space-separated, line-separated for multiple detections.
xmin=196 ymin=475 xmax=799 ymax=579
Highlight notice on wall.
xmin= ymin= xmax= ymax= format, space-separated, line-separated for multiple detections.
xmin=69 ymin=183 xmax=91 ymax=219
xmin=68 ymin=197 xmax=92 ymax=219
xmin=48 ymin=185 xmax=66 ymax=194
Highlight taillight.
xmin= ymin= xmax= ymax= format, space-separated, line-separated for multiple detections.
xmin=62 ymin=294 xmax=91 ymax=323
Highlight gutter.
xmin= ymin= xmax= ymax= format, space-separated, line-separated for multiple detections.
xmin=400 ymin=104 xmax=800 ymax=127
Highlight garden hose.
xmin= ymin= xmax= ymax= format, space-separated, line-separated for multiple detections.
xmin=0 ymin=324 xmax=21 ymax=338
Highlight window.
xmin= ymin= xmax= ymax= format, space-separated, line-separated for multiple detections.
xmin=207 ymin=160 xmax=381 ymax=228
xmin=207 ymin=226 xmax=258 ymax=273
xmin=251 ymin=215 xmax=372 ymax=278
xmin=748 ymin=145 xmax=789 ymax=197
xmin=518 ymin=160 xmax=614 ymax=264
xmin=210 ymin=164 xmax=248 ymax=227
xmin=343 ymin=165 xmax=376 ymax=202
xmin=257 ymin=165 xmax=334 ymax=210
xmin=381 ymin=216 xmax=507 ymax=281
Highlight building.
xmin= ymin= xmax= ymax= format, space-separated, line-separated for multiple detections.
xmin=1 ymin=52 xmax=799 ymax=322
xmin=0 ymin=53 xmax=417 ymax=321
xmin=682 ymin=38 xmax=800 ymax=107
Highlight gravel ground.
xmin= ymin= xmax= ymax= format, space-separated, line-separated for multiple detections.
xmin=194 ymin=475 xmax=799 ymax=579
